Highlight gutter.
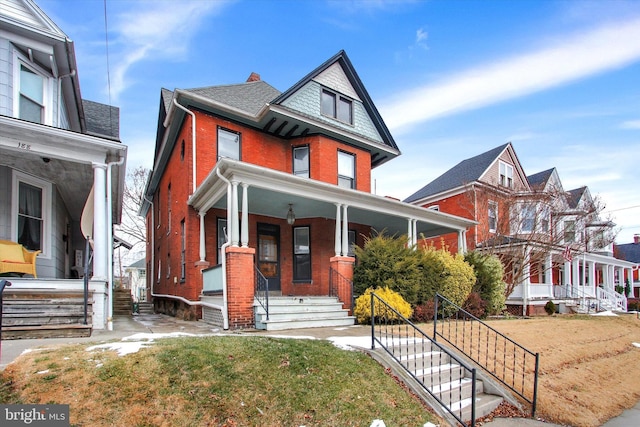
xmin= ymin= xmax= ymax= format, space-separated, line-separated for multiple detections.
xmin=172 ymin=98 xmax=197 ymax=194
xmin=106 ymin=156 xmax=125 ymax=331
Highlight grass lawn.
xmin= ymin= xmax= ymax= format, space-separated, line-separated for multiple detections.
xmin=1 ymin=314 xmax=639 ymax=427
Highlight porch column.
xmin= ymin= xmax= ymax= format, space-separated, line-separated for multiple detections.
xmin=522 ymin=247 xmax=531 ymax=316
xmin=341 ymin=204 xmax=349 ymax=256
xmin=92 ymin=162 xmax=107 ymax=281
xmin=407 ymin=218 xmax=413 ymax=246
xmin=572 ymin=258 xmax=580 ymax=286
xmin=564 ymin=261 xmax=572 ymax=286
xmin=230 ymin=180 xmax=239 ymax=247
xmin=241 ymin=183 xmax=249 ymax=248
xmin=412 ymin=219 xmax=418 ymax=247
xmin=334 ymin=203 xmax=342 ymax=256
xmin=588 ymin=261 xmax=596 ymax=288
xmin=458 ymin=230 xmax=467 ymax=254
xmin=544 ymin=253 xmax=553 ymax=284
xmin=198 ymin=211 xmax=206 ymax=262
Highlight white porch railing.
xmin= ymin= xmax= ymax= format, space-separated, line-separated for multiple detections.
xmin=597 ymin=287 xmax=627 ymax=312
xmin=508 ymin=283 xmax=554 ymax=300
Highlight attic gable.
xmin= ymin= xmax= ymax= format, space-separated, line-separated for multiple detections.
xmin=478 ymin=143 xmax=529 ymax=191
xmin=1 ymin=0 xmax=67 ymax=41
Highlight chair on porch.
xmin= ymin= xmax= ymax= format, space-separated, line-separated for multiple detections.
xmin=0 ymin=240 xmax=40 ymax=278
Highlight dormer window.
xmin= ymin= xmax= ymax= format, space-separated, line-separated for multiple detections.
xmin=321 ymin=89 xmax=352 ymax=124
xmin=499 ymin=161 xmax=514 ymax=188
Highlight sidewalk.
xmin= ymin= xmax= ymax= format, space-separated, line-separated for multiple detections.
xmin=0 ymin=314 xmax=635 ymax=426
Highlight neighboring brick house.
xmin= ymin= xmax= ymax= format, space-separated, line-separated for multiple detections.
xmin=140 ymin=50 xmax=475 ymax=330
xmin=616 ymin=235 xmax=640 ymax=297
xmin=405 ymin=143 xmax=637 ymax=315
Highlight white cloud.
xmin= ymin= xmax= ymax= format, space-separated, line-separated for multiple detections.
xmin=108 ymin=1 xmax=232 ymax=100
xmin=415 ymin=27 xmax=428 ymax=47
xmin=620 ymin=120 xmax=640 ymax=129
xmin=380 ymin=17 xmax=640 ymax=131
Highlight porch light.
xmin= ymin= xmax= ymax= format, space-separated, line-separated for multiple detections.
xmin=286 ymin=204 xmax=296 ymax=225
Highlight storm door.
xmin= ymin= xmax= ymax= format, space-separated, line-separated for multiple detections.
xmin=258 ymin=223 xmax=280 ymax=292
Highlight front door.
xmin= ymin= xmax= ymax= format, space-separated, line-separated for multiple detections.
xmin=258 ymin=223 xmax=280 ymax=292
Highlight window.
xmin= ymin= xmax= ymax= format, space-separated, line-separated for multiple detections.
xmin=488 ymin=201 xmax=498 ymax=233
xmin=180 ymin=219 xmax=186 ymax=281
xmin=499 ymin=161 xmax=514 ymax=188
xmin=348 ymin=230 xmax=356 ymax=256
xmin=166 ymin=253 xmax=170 ymax=278
xmin=564 ymin=220 xmax=576 ymax=243
xmin=522 ymin=204 xmax=535 ymax=233
xmin=428 ymin=205 xmax=440 ymax=211
xmin=217 ymin=218 xmax=227 ymax=264
xmin=321 ymin=89 xmax=353 ymax=124
xmin=293 ymin=146 xmax=309 ymax=178
xmin=167 ymin=183 xmax=171 ymax=235
xmin=293 ymin=226 xmax=311 ymax=281
xmin=18 ymin=63 xmax=46 ymax=124
xmin=180 ymin=140 xmax=185 ymax=161
xmin=12 ymin=171 xmax=51 ymax=257
xmin=337 ymin=151 xmax=355 ymax=189
xmin=218 ymin=127 xmax=240 ymax=160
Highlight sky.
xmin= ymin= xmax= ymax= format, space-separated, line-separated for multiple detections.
xmin=37 ymin=0 xmax=640 ymax=245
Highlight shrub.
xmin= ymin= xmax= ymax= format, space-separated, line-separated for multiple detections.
xmin=353 ymin=231 xmax=423 ymax=305
xmin=462 ymin=292 xmax=487 ymax=319
xmin=412 ymin=301 xmax=436 ymax=323
xmin=544 ymin=300 xmax=556 ymax=315
xmin=353 ymin=286 xmax=412 ymax=324
xmin=417 ymin=245 xmax=475 ymax=308
xmin=464 ymin=251 xmax=506 ymax=315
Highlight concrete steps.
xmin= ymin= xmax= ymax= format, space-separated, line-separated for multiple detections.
xmin=371 ymin=338 xmax=503 ymax=425
xmin=137 ymin=302 xmax=154 ymax=314
xmin=254 ymin=296 xmax=355 ymax=331
xmin=113 ymin=289 xmax=132 ymax=315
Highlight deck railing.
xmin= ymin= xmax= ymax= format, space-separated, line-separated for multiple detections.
xmin=371 ymin=292 xmax=477 ymax=427
xmin=254 ymin=266 xmax=269 ymax=320
xmin=434 ymin=294 xmax=539 ymax=417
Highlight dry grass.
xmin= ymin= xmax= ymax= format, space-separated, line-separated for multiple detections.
xmin=429 ymin=314 xmax=640 ymax=427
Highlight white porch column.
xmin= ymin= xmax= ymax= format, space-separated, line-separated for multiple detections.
xmin=544 ymin=253 xmax=553 ymax=284
xmin=230 ymin=180 xmax=239 ymax=247
xmin=573 ymin=258 xmax=580 ymax=286
xmin=241 ymin=183 xmax=249 ymax=248
xmin=91 ymin=162 xmax=107 ymax=281
xmin=407 ymin=218 xmax=413 ymax=246
xmin=458 ymin=230 xmax=467 ymax=254
xmin=522 ymin=247 xmax=531 ymax=316
xmin=589 ymin=261 xmax=596 ymax=288
xmin=564 ymin=261 xmax=572 ymax=286
xmin=334 ymin=203 xmax=342 ymax=256
xmin=412 ymin=219 xmax=417 ymax=247
xmin=341 ymin=204 xmax=349 ymax=256
xmin=199 ymin=211 xmax=206 ymax=262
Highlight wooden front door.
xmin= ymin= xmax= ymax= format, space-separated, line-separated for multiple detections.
xmin=258 ymin=223 xmax=280 ymax=292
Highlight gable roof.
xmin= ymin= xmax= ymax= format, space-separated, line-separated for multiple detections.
xmin=567 ymin=186 xmax=588 ymax=209
xmin=527 ymin=168 xmax=554 ymax=189
xmin=185 ymin=80 xmax=281 ymax=116
xmin=404 ymin=143 xmax=510 ymax=203
xmin=82 ymin=100 xmax=120 ymax=140
xmin=616 ymin=242 xmax=640 ymax=263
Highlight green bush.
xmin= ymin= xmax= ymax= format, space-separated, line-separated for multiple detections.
xmin=353 ymin=286 xmax=413 ymax=324
xmin=464 ymin=251 xmax=506 ymax=315
xmin=544 ymin=300 xmax=556 ymax=315
xmin=353 ymin=232 xmax=423 ymax=305
xmin=417 ymin=245 xmax=475 ymax=308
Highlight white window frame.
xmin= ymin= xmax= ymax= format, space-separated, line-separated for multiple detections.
xmin=217 ymin=127 xmax=241 ymax=160
xmin=337 ymin=150 xmax=355 ymax=189
xmin=321 ymin=88 xmax=353 ymax=124
xmin=293 ymin=145 xmax=310 ymax=178
xmin=11 ymin=170 xmax=52 ymax=259
xmin=13 ymin=51 xmax=53 ymax=126
xmin=499 ymin=161 xmax=514 ymax=188
xmin=488 ymin=201 xmax=498 ymax=233
xmin=521 ymin=203 xmax=536 ymax=233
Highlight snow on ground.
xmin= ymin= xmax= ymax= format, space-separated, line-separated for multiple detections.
xmin=633 ymin=343 xmax=640 ymax=348
xmin=590 ymin=310 xmax=618 ymax=316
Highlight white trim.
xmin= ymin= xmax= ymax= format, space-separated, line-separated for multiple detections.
xmin=11 ymin=169 xmax=52 ymax=259
xmin=12 ymin=49 xmax=54 ymax=126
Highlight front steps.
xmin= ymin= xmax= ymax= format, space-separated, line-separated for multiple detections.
xmin=254 ymin=296 xmax=355 ymax=331
xmin=113 ymin=288 xmax=132 ymax=315
xmin=371 ymin=339 xmax=503 ymax=425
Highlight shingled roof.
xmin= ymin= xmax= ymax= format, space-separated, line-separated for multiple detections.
xmin=527 ymin=168 xmax=554 ymax=190
xmin=82 ymin=99 xmax=120 ymax=140
xmin=567 ymin=186 xmax=588 ymax=209
xmin=404 ymin=143 xmax=510 ymax=203
xmin=617 ymin=241 xmax=640 ymax=263
xmin=184 ymin=80 xmax=281 ymax=116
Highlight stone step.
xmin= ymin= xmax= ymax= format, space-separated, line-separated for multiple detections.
xmin=256 ymin=315 xmax=355 ymax=331
xmin=1 ymin=323 xmax=92 ymax=340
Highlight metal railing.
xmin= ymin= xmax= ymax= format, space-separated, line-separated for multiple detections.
xmin=554 ymin=285 xmax=599 ymax=313
xmin=371 ymin=293 xmax=477 ymax=427
xmin=329 ymin=267 xmax=353 ymax=312
xmin=434 ymin=294 xmax=539 ymax=417
xmin=254 ymin=266 xmax=269 ymax=320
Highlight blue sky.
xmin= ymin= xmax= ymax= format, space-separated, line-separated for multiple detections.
xmin=38 ymin=0 xmax=640 ymax=244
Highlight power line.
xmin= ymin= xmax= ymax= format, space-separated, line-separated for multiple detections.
xmin=607 ymin=204 xmax=640 ymax=213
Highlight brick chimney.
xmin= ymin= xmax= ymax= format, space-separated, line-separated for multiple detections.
xmin=246 ymin=72 xmax=260 ymax=82
xmin=634 ymin=234 xmax=640 ymax=244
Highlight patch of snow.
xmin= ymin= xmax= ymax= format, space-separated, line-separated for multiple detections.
xmin=633 ymin=343 xmax=640 ymax=348
xmin=591 ymin=310 xmax=618 ymax=316
xmin=87 ymin=341 xmax=154 ymax=357
xmin=327 ymin=336 xmax=370 ymax=350
xmin=370 ymin=420 xmax=386 ymax=427
xmin=36 ymin=369 xmax=50 ymax=374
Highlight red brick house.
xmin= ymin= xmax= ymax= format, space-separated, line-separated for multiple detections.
xmin=141 ymin=51 xmax=475 ymax=330
xmin=405 ymin=143 xmax=637 ymax=315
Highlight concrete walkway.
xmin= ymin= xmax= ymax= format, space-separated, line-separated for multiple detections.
xmin=0 ymin=314 xmax=635 ymax=427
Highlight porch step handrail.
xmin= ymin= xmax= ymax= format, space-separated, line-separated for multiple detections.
xmin=254 ymin=266 xmax=269 ymax=320
xmin=329 ymin=267 xmax=353 ymax=312
xmin=554 ymin=285 xmax=599 ymax=313
xmin=434 ymin=294 xmax=539 ymax=417
xmin=597 ymin=287 xmax=627 ymax=311
xmin=371 ymin=292 xmax=477 ymax=427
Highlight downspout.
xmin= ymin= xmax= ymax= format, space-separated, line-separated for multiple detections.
xmin=56 ymin=70 xmax=76 ymax=126
xmin=106 ymin=156 xmax=125 ymax=331
xmin=143 ymin=194 xmax=155 ymax=301
xmin=172 ymin=99 xmax=197 ymax=194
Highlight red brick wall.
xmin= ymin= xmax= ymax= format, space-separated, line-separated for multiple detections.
xmin=225 ymin=246 xmax=255 ymax=329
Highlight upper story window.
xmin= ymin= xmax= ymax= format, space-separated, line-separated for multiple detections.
xmin=18 ymin=63 xmax=46 ymax=124
xmin=488 ymin=201 xmax=498 ymax=233
xmin=337 ymin=151 xmax=355 ymax=189
xmin=12 ymin=171 xmax=51 ymax=258
xmin=499 ymin=161 xmax=514 ymax=188
xmin=564 ymin=220 xmax=576 ymax=243
xmin=218 ymin=127 xmax=240 ymax=160
xmin=321 ymin=89 xmax=352 ymax=124
xmin=520 ymin=203 xmax=536 ymax=233
xmin=293 ymin=146 xmax=309 ymax=178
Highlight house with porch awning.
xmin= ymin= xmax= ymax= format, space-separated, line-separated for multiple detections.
xmin=141 ymin=50 xmax=475 ymax=330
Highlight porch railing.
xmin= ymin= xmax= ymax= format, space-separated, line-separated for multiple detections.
xmin=329 ymin=267 xmax=353 ymax=312
xmin=371 ymin=292 xmax=477 ymax=427
xmin=553 ymin=285 xmax=599 ymax=313
xmin=434 ymin=294 xmax=539 ymax=417
xmin=597 ymin=287 xmax=627 ymax=312
xmin=254 ymin=266 xmax=269 ymax=320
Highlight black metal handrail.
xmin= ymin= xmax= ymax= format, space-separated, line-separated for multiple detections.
xmin=434 ymin=293 xmax=539 ymax=417
xmin=371 ymin=292 xmax=476 ymax=427
xmin=254 ymin=266 xmax=269 ymax=320
xmin=329 ymin=267 xmax=353 ymax=312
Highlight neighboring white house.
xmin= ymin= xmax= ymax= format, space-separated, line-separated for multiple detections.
xmin=125 ymin=258 xmax=147 ymax=302
xmin=0 ymin=0 xmax=127 ymax=330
